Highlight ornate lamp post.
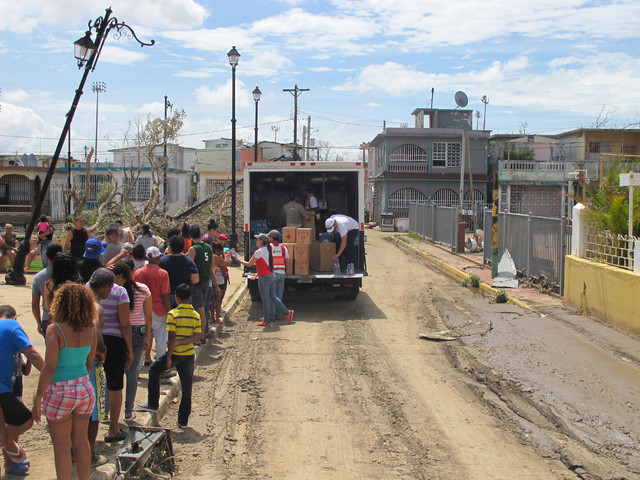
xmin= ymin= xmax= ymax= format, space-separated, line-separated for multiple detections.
xmin=253 ymin=86 xmax=261 ymax=163
xmin=5 ymin=8 xmax=154 ymax=285
xmin=227 ymin=46 xmax=240 ymax=250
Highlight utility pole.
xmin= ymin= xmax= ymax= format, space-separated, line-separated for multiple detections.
xmin=163 ymin=95 xmax=172 ymax=211
xmin=283 ymin=85 xmax=309 ymax=161
xmin=306 ymin=116 xmax=311 ymax=161
xmin=271 ymin=125 xmax=280 ymax=142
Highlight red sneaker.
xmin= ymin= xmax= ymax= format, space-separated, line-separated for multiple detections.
xmin=257 ymin=320 xmax=271 ymax=327
xmin=286 ymin=310 xmax=295 ymax=324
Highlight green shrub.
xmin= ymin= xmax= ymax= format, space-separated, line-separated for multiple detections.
xmin=469 ymin=274 xmax=481 ymax=288
xmin=495 ymin=290 xmax=509 ymax=303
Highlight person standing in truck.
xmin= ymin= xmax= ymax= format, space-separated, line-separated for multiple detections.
xmin=282 ymin=193 xmax=309 ymax=227
xmin=325 ymin=214 xmax=359 ymax=271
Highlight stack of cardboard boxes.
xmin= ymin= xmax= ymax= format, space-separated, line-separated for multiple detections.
xmin=281 ymin=226 xmax=335 ymax=275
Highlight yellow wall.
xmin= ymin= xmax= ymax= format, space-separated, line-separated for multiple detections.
xmin=564 ymin=255 xmax=640 ymax=335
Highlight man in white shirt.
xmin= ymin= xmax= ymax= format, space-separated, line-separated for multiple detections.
xmin=325 ymin=214 xmax=359 ymax=271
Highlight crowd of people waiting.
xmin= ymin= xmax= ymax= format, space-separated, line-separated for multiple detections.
xmin=0 ymin=217 xmax=234 ymax=479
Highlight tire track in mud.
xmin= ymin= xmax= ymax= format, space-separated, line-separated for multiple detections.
xmin=332 ymin=313 xmax=455 ymax=480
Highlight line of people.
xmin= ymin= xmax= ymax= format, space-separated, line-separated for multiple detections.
xmin=1 ymin=218 xmax=233 ymax=479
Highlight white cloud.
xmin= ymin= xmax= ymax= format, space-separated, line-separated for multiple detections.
xmin=366 ymin=102 xmax=381 ymax=107
xmin=0 ymin=0 xmax=207 ymax=33
xmin=251 ymin=8 xmax=377 ymax=55
xmin=3 ymin=89 xmax=29 ymax=103
xmin=99 ymin=45 xmax=149 ymax=66
xmin=194 ymin=79 xmax=252 ymax=109
xmin=0 ymin=103 xmax=61 ymax=154
xmin=334 ymin=51 xmax=640 ymax=118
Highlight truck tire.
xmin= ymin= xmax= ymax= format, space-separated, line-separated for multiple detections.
xmin=348 ymin=284 xmax=359 ymax=300
xmin=248 ymin=280 xmax=261 ymax=302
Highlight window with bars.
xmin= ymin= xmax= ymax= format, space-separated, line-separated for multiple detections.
xmin=432 ymin=142 xmax=461 ymax=167
xmin=389 ymin=144 xmax=428 ymax=162
xmin=206 ymin=179 xmax=228 ymax=197
xmin=128 ymin=177 xmax=151 ymax=202
xmin=388 ymin=188 xmax=428 ymax=209
xmin=76 ymin=174 xmax=112 ymax=202
xmin=588 ymin=142 xmax=611 ymax=154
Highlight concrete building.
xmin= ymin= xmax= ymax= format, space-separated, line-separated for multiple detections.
xmin=367 ymin=107 xmax=490 ymax=226
xmin=492 ymin=129 xmax=640 ymax=218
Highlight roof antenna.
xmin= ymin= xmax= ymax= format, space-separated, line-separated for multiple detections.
xmin=430 ymin=88 xmax=434 ymax=108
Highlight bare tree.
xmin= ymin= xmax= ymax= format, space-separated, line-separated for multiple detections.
xmin=315 ymin=140 xmax=335 ymax=162
xmin=590 ymin=105 xmax=618 ymax=129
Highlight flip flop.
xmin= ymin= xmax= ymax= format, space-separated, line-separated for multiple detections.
xmin=104 ymin=429 xmax=128 ymax=443
xmin=7 ymin=460 xmax=30 ymax=475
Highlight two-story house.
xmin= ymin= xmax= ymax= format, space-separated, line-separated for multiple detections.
xmin=367 ymin=108 xmax=490 ymax=226
xmin=493 ymin=128 xmax=640 ymax=218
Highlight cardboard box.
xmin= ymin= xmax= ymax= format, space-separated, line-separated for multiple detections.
xmin=294 ymin=243 xmax=310 ymax=261
xmin=285 ymin=260 xmax=293 ymax=275
xmin=302 ymin=216 xmax=316 ymax=240
xmin=310 ymin=241 xmax=336 ymax=272
xmin=282 ymin=227 xmax=297 ymax=244
xmin=295 ymin=258 xmax=309 ymax=275
xmin=283 ymin=243 xmax=296 ymax=260
xmin=296 ymin=227 xmax=312 ymax=245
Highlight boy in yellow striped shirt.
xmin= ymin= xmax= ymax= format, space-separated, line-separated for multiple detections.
xmin=136 ymin=283 xmax=201 ymax=428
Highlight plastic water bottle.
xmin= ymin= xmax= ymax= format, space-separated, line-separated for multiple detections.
xmin=333 ymin=259 xmax=341 ymax=275
xmin=347 ymin=263 xmax=355 ymax=275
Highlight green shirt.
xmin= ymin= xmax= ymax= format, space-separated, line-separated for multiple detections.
xmin=191 ymin=241 xmax=212 ymax=285
xmin=167 ymin=304 xmax=201 ymax=356
xmin=1 ymin=233 xmax=17 ymax=249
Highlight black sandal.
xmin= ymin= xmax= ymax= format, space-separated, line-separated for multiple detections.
xmin=104 ymin=429 xmax=128 ymax=443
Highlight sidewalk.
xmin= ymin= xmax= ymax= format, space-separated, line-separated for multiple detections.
xmin=0 ymin=263 xmax=248 ymax=480
xmin=383 ymin=230 xmax=564 ymax=312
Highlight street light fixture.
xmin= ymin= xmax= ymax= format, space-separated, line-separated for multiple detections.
xmin=92 ymin=81 xmax=106 ymax=162
xmin=253 ymin=86 xmax=261 ymax=164
xmin=5 ymin=7 xmax=154 ymax=285
xmin=228 ymin=46 xmax=240 ymax=250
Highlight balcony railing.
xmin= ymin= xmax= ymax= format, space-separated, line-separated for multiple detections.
xmin=388 ymin=161 xmax=428 ymax=173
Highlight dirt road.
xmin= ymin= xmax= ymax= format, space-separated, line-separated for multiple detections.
xmin=159 ymin=234 xmax=579 ymax=479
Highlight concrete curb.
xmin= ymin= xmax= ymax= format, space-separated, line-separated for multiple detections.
xmin=389 ymin=235 xmax=534 ymax=312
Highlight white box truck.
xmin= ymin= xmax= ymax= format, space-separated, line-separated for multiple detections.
xmin=242 ymin=160 xmax=367 ymax=300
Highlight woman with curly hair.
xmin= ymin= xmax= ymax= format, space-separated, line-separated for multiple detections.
xmin=31 ymin=283 xmax=97 ymax=480
xmin=111 ymin=261 xmax=151 ymax=422
xmin=44 ymin=252 xmax=82 ymax=313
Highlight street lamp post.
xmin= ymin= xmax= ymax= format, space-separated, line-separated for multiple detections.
xmin=227 ymin=46 xmax=240 ymax=250
xmin=253 ymin=87 xmax=261 ymax=164
xmin=5 ymin=7 xmax=154 ymax=285
xmin=92 ymin=81 xmax=106 ymax=161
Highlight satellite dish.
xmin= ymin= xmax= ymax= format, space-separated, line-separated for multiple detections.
xmin=455 ymin=91 xmax=468 ymax=108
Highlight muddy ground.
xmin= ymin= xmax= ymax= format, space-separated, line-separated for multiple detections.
xmin=153 ymin=232 xmax=639 ymax=479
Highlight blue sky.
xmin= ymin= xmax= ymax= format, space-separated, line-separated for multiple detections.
xmin=1 ymin=0 xmax=639 ymax=161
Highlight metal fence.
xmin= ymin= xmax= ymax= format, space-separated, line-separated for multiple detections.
xmin=408 ymin=203 xmax=458 ymax=247
xmin=585 ymin=227 xmax=637 ymax=271
xmin=483 ymin=209 xmax=572 ymax=293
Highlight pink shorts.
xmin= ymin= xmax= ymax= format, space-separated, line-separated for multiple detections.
xmin=43 ymin=375 xmax=95 ymax=421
